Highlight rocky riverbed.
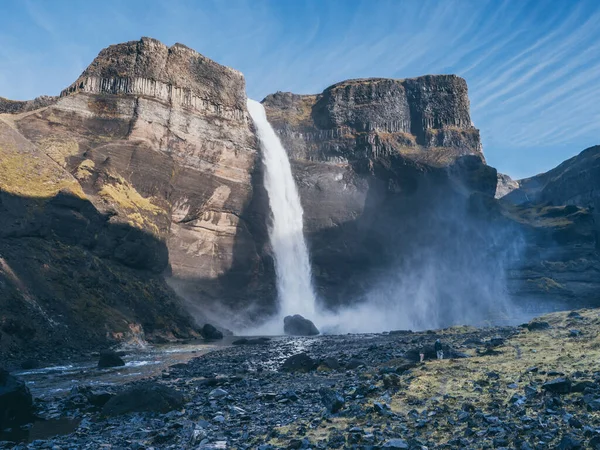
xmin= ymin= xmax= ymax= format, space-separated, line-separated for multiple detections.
xmin=3 ymin=309 xmax=600 ymax=449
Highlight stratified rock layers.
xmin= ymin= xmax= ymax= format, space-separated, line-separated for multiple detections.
xmin=0 ymin=37 xmax=269 ymax=358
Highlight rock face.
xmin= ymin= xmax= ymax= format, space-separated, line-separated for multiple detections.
xmin=264 ymin=76 xmax=482 ymax=164
xmin=499 ymin=146 xmax=600 ymax=307
xmin=2 ymin=36 xmax=598 ymax=349
xmin=495 ymin=173 xmax=520 ymax=199
xmin=0 ymin=37 xmax=271 ymax=360
xmin=263 ymin=77 xmax=503 ymax=322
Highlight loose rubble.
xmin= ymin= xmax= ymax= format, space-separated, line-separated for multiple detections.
xmin=3 ymin=309 xmax=600 ymax=449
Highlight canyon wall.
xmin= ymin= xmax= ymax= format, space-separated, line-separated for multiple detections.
xmin=0 ymin=37 xmax=272 ymax=359
xmin=263 ymin=77 xmax=506 ymax=323
xmin=2 ymin=37 xmax=598 ymax=352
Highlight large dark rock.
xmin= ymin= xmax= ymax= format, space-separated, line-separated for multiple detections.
xmin=98 ymin=351 xmax=125 ymax=368
xmin=0 ymin=368 xmax=34 ymax=429
xmin=543 ymin=377 xmax=572 ymax=394
xmin=283 ymin=315 xmax=319 ymax=336
xmin=281 ymin=353 xmax=317 ymax=372
xmin=319 ymin=387 xmax=345 ymax=413
xmin=102 ymin=382 xmax=185 ymax=416
xmin=201 ymin=324 xmax=224 ymax=341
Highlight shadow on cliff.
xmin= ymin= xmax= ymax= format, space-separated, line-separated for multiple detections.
xmin=164 ymin=157 xmax=279 ymax=331
xmin=0 ymin=190 xmax=197 ymax=361
xmin=305 ymin=154 xmax=528 ymax=332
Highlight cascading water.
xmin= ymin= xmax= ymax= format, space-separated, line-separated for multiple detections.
xmin=246 ymin=99 xmax=317 ymax=321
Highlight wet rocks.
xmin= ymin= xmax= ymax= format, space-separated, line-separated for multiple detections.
xmin=0 ymin=368 xmax=34 ymax=429
xmin=102 ymin=382 xmax=185 ymax=416
xmin=319 ymin=387 xmax=345 ymax=413
xmin=281 ymin=353 xmax=317 ymax=372
xmin=97 ymin=350 xmax=125 ymax=368
xmin=201 ymin=324 xmax=224 ymax=341
xmin=283 ymin=315 xmax=320 ymax=336
xmin=232 ymin=337 xmax=270 ymax=346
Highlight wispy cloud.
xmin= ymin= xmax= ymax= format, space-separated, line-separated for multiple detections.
xmin=0 ymin=0 xmax=598 ymax=178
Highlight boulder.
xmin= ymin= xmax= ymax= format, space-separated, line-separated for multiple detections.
xmin=281 ymin=353 xmax=317 ymax=372
xmin=202 ymin=324 xmax=224 ymax=341
xmin=321 ymin=357 xmax=341 ymax=370
xmin=319 ymin=387 xmax=345 ymax=413
xmin=346 ymin=358 xmax=366 ymax=370
xmin=543 ymin=377 xmax=571 ymax=394
xmin=232 ymin=337 xmax=270 ymax=346
xmin=0 ymin=368 xmax=34 ymax=429
xmin=102 ymin=382 xmax=184 ymax=416
xmin=527 ymin=321 xmax=551 ymax=331
xmin=283 ymin=315 xmax=319 ymax=336
xmin=382 ymin=439 xmax=409 ymax=449
xmin=20 ymin=359 xmax=39 ymax=370
xmin=98 ymin=350 xmax=125 ymax=368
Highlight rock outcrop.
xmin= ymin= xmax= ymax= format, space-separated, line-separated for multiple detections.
xmin=264 ymin=75 xmax=482 ymax=165
xmin=2 ymin=36 xmax=598 ymax=348
xmin=263 ymin=77 xmax=501 ymax=319
xmin=499 ymin=146 xmax=600 ymax=307
xmin=0 ymin=369 xmax=34 ymax=429
xmin=0 ymin=37 xmax=271 ymax=360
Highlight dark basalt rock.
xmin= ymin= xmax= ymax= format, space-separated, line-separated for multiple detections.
xmin=543 ymin=377 xmax=572 ymax=394
xmin=97 ymin=351 xmax=125 ymax=368
xmin=201 ymin=324 xmax=224 ymax=341
xmin=382 ymin=439 xmax=409 ymax=449
xmin=281 ymin=353 xmax=317 ymax=372
xmin=102 ymin=382 xmax=184 ymax=416
xmin=319 ymin=387 xmax=345 ymax=413
xmin=527 ymin=321 xmax=551 ymax=331
xmin=0 ymin=368 xmax=34 ymax=429
xmin=283 ymin=315 xmax=320 ymax=336
xmin=232 ymin=337 xmax=271 ymax=345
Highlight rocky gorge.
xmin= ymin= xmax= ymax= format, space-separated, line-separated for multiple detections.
xmin=1 ymin=36 xmax=600 ymax=447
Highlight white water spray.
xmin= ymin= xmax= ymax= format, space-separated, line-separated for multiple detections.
xmin=246 ymin=99 xmax=317 ymax=321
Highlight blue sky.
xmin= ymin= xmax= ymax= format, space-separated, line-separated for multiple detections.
xmin=1 ymin=0 xmax=599 ymax=179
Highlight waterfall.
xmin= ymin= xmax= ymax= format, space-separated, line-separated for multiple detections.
xmin=246 ymin=99 xmax=317 ymax=320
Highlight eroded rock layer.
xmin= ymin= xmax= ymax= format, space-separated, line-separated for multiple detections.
xmin=0 ymin=37 xmax=271 ymax=359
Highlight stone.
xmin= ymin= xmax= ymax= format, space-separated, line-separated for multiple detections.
xmin=283 ymin=315 xmax=319 ymax=336
xmin=97 ymin=351 xmax=125 ymax=368
xmin=382 ymin=439 xmax=409 ymax=449
xmin=281 ymin=353 xmax=317 ymax=372
xmin=318 ymin=387 xmax=345 ymax=413
xmin=527 ymin=321 xmax=551 ymax=331
xmin=202 ymin=324 xmax=224 ymax=341
xmin=0 ymin=368 xmax=34 ymax=429
xmin=556 ymin=434 xmax=583 ymax=450
xmin=543 ymin=378 xmax=572 ymax=394
xmin=209 ymin=388 xmax=229 ymax=399
xmin=346 ymin=358 xmax=366 ymax=370
xmin=102 ymin=382 xmax=185 ymax=416
xmin=321 ymin=357 xmax=341 ymax=370
xmin=232 ymin=337 xmax=270 ymax=345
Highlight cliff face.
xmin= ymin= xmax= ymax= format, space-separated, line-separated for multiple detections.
xmin=263 ymin=77 xmax=502 ymax=318
xmin=498 ymin=146 xmax=600 ymax=307
xmin=0 ymin=37 xmax=272 ymax=358
xmin=264 ymin=75 xmax=482 ymax=165
xmin=3 ymin=37 xmax=597 ymax=347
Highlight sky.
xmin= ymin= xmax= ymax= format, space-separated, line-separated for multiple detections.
xmin=1 ymin=0 xmax=599 ymax=179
